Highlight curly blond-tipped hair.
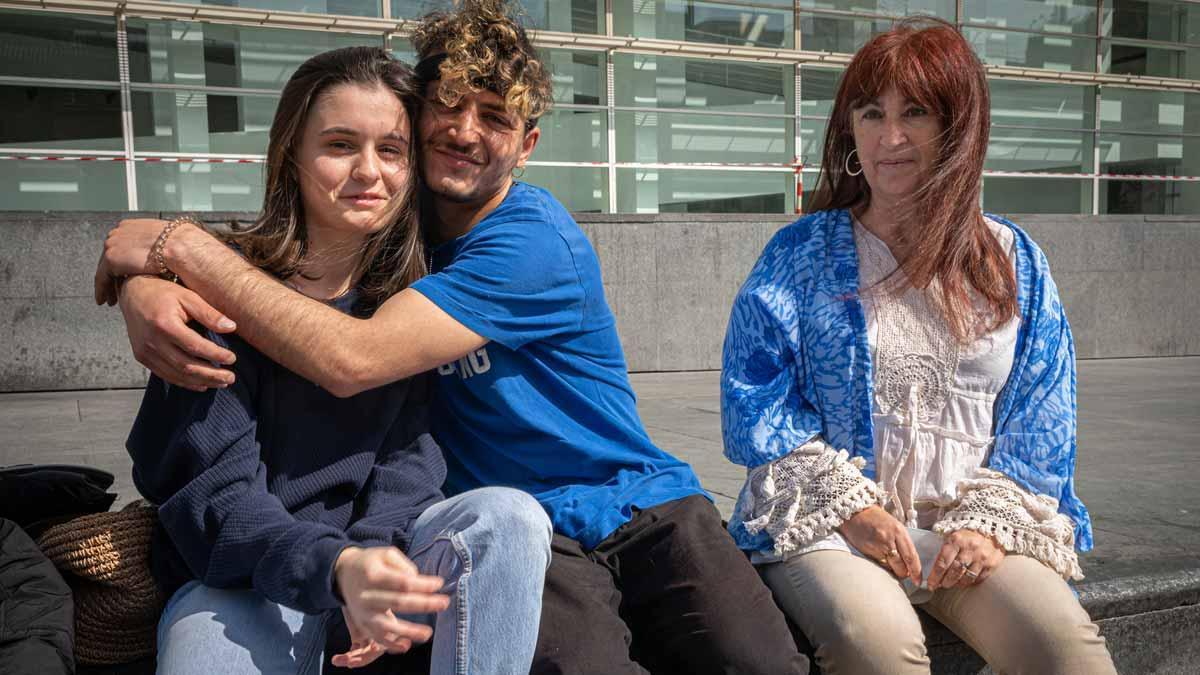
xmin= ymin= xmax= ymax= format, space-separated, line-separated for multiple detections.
xmin=411 ymin=0 xmax=553 ymax=123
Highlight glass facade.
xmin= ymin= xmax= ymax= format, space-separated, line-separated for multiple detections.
xmin=618 ymin=168 xmax=794 ymax=213
xmin=137 ymin=161 xmax=267 ymax=212
xmin=1 ymin=85 xmax=126 ymax=152
xmin=1 ymin=9 xmax=120 ymax=81
xmin=0 ymin=158 xmax=128 ymax=210
xmin=125 ymin=20 xmax=380 ymax=89
xmin=615 ymin=0 xmax=794 ymax=48
xmin=159 ymin=0 xmax=381 ymax=17
xmin=4 ymin=1 xmax=1200 ymax=214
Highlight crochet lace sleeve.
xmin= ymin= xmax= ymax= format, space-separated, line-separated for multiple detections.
xmin=733 ymin=437 xmax=884 ymax=557
xmin=933 ymin=468 xmax=1083 ymax=580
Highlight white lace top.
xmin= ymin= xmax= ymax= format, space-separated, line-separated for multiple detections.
xmin=858 ymin=216 xmax=1019 ymax=530
xmin=740 ymin=217 xmax=1082 ymax=580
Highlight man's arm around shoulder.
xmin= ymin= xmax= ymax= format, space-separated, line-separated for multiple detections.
xmin=108 ymin=221 xmax=485 ymax=396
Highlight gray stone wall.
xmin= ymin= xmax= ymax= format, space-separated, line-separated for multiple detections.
xmin=575 ymin=212 xmax=1200 ymax=371
xmin=577 ymin=213 xmax=791 ymax=373
xmin=2 ymin=212 xmax=157 ymax=392
xmin=3 ymin=211 xmax=1198 ymax=391
xmin=1017 ymin=216 xmax=1200 ymax=359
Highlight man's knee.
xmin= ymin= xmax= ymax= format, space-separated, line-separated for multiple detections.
xmin=650 ymin=633 xmax=806 ymax=675
xmin=533 ymin=604 xmax=644 ymax=675
xmin=533 ymin=632 xmax=645 ymax=675
xmin=533 ymin=587 xmax=642 ymax=674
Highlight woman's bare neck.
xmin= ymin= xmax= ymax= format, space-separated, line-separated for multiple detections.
xmin=290 ymin=222 xmax=367 ymax=300
xmin=854 ymin=201 xmax=910 ymax=263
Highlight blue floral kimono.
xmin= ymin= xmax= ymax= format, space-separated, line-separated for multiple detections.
xmin=721 ymin=208 xmax=1092 ymax=555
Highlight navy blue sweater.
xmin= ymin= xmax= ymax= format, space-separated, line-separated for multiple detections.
xmin=126 ymin=291 xmax=446 ymax=614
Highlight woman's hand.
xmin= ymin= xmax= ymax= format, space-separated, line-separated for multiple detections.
xmin=118 ymin=275 xmax=238 ymax=391
xmin=927 ymin=529 xmax=1005 ymax=590
xmin=95 ymin=218 xmax=173 ymax=306
xmin=838 ymin=505 xmax=922 ymax=584
xmin=333 ymin=546 xmax=450 ymax=659
xmin=332 ymin=607 xmax=387 ymax=669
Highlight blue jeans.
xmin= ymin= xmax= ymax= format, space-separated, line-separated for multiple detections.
xmin=156 ymin=487 xmax=552 ymax=674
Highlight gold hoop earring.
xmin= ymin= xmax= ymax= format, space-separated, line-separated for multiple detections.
xmin=512 ymin=166 xmax=526 ymax=179
xmin=845 ymin=149 xmax=863 ymax=177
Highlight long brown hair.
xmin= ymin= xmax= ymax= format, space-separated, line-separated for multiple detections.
xmin=809 ymin=18 xmax=1017 ymax=342
xmin=228 ymin=46 xmax=425 ymax=313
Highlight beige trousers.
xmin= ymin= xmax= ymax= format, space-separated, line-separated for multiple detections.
xmin=760 ymin=550 xmax=1117 ymax=675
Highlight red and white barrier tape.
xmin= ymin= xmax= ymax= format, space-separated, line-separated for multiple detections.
xmin=979 ymin=169 xmax=1200 ymax=182
xmin=795 ymin=163 xmax=804 ymax=214
xmin=5 ymin=155 xmax=1200 ymax=182
xmin=0 ymin=155 xmax=265 ymax=163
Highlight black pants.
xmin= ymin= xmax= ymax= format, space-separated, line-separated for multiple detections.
xmin=532 ymin=495 xmax=809 ymax=674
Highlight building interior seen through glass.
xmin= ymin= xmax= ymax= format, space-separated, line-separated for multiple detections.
xmin=5 ymin=0 xmax=1200 ymax=214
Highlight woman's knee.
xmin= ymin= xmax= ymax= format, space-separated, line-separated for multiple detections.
xmin=157 ymin=583 xmax=323 ymax=675
xmin=813 ymin=602 xmax=929 ymax=673
xmin=474 ymin=486 xmax=550 ymax=534
xmin=763 ymin=554 xmax=929 ymax=674
xmin=454 ymin=487 xmax=552 ymax=561
xmin=158 ymin=582 xmax=248 ymax=645
xmin=989 ymin=599 xmax=1112 ymax=674
xmin=944 ymin=556 xmax=1115 ymax=675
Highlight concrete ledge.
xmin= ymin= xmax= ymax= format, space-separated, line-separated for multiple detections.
xmin=1081 ymin=569 xmax=1200 ymax=621
xmin=3 ymin=210 xmax=1199 ymax=386
xmin=1084 ymin=604 xmax=1200 ymax=675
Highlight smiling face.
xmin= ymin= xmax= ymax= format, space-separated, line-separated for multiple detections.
xmin=417 ymin=83 xmax=539 ymax=208
xmin=851 ymin=85 xmax=944 ymax=207
xmin=292 ymin=82 xmax=412 ymax=242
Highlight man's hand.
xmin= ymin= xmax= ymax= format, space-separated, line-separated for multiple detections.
xmin=95 ymin=218 xmax=173 ymax=306
xmin=927 ymin=529 xmax=1005 ymax=590
xmin=333 ymin=546 xmax=450 ymax=660
xmin=118 ymin=275 xmax=237 ymax=391
xmin=837 ymin=505 xmax=922 ymax=584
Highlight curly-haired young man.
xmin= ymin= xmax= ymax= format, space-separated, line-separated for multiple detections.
xmin=94 ymin=1 xmax=808 ymax=672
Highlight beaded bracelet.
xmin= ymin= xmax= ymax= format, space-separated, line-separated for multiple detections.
xmin=151 ymin=216 xmax=197 ymax=282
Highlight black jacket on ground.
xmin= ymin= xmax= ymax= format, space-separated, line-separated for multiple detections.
xmin=0 ymin=517 xmax=74 ymax=675
xmin=0 ymin=464 xmax=116 ymax=538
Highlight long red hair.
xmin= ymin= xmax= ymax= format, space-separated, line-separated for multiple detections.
xmin=808 ymin=18 xmax=1017 ymax=342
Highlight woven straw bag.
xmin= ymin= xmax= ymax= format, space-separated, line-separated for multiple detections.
xmin=37 ymin=500 xmax=164 ymax=665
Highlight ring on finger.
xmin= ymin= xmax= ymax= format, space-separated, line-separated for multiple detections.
xmin=888 ymin=548 xmax=900 ymax=559
xmin=957 ymin=559 xmax=980 ymax=578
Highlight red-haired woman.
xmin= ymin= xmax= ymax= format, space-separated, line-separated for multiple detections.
xmin=720 ymin=19 xmax=1118 ymax=674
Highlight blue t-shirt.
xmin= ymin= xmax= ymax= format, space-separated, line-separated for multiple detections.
xmin=411 ymin=182 xmax=706 ymax=548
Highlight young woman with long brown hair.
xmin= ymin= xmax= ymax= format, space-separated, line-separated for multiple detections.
xmin=720 ymin=19 xmax=1117 ymax=673
xmin=123 ymin=46 xmax=551 ymax=675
